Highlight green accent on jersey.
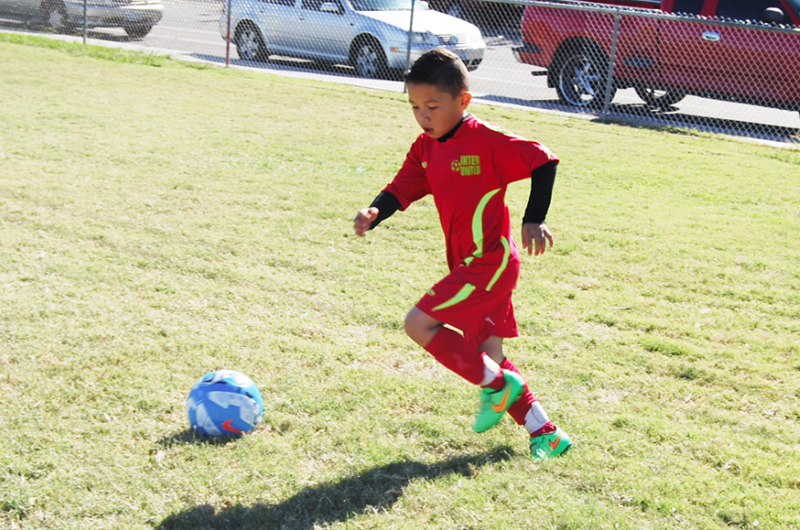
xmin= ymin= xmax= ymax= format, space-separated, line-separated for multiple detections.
xmin=464 ymin=188 xmax=501 ymax=267
xmin=477 ymin=118 xmax=526 ymax=140
xmin=433 ymin=283 xmax=476 ymax=311
xmin=485 ymin=236 xmax=511 ymax=292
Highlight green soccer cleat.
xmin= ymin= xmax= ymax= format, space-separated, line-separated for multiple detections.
xmin=473 ymin=370 xmax=524 ymax=433
xmin=530 ymin=426 xmax=572 ymax=460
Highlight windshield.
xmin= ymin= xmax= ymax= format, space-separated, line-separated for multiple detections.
xmin=787 ymin=0 xmax=800 ymax=19
xmin=350 ymin=0 xmax=426 ymax=11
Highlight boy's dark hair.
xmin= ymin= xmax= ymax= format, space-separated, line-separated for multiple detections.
xmin=404 ymin=48 xmax=469 ymax=98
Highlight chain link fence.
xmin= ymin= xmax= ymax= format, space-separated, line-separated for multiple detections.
xmin=2 ymin=0 xmax=799 ymax=143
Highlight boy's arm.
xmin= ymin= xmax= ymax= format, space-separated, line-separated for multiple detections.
xmin=367 ymin=192 xmax=401 ymax=229
xmin=354 ymin=136 xmax=429 ymax=238
xmin=521 ymin=160 xmax=558 ymax=256
xmin=353 ymin=192 xmax=401 ymax=237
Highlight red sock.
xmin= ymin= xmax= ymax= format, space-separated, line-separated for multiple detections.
xmin=423 ymin=327 xmax=485 ymax=385
xmin=530 ymin=423 xmax=557 ymax=437
xmin=500 ymin=358 xmax=536 ymax=426
xmin=484 ymin=372 xmax=506 ymax=391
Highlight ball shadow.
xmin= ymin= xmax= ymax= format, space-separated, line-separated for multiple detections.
xmin=157 ymin=429 xmax=242 ymax=448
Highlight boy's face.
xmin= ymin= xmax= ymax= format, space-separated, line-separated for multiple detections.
xmin=407 ymin=82 xmax=471 ymax=139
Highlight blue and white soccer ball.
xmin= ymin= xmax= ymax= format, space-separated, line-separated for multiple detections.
xmin=186 ymin=370 xmax=264 ymax=437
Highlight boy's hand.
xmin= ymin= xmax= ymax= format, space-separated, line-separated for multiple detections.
xmin=522 ymin=222 xmax=554 ymax=256
xmin=354 ymin=207 xmax=379 ymax=237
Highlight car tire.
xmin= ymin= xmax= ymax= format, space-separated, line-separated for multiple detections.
xmin=42 ymin=0 xmax=68 ymax=32
xmin=352 ymin=39 xmax=387 ymax=79
xmin=235 ymin=24 xmax=268 ymax=62
xmin=124 ymin=25 xmax=154 ymax=39
xmin=554 ymin=45 xmax=614 ymax=109
xmin=635 ymin=86 xmax=686 ymax=108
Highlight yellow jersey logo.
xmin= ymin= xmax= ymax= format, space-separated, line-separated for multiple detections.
xmin=451 ymin=155 xmax=481 ymax=176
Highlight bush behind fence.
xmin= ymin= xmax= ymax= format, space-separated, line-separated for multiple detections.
xmin=1 ymin=0 xmax=798 ymax=143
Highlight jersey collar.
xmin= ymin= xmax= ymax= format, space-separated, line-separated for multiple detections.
xmin=437 ymin=113 xmax=471 ymax=143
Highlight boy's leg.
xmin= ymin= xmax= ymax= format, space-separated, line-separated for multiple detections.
xmin=464 ymin=335 xmax=524 ymax=433
xmin=480 ymin=337 xmax=552 ymax=433
xmin=501 ymin=358 xmax=558 ymax=433
xmin=405 ymin=306 xmax=503 ymax=387
xmin=408 ymin=277 xmax=524 ymax=432
xmin=481 ymin=337 xmax=572 ymax=460
xmin=406 ymin=306 xmax=523 ymax=433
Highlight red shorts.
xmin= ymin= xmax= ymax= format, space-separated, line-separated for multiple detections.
xmin=416 ymin=274 xmax=519 ymax=348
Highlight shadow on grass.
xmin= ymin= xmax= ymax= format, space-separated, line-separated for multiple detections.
xmin=0 ymin=20 xmax=138 ymax=42
xmin=192 ymin=54 xmax=406 ymax=83
xmin=155 ymin=446 xmax=515 ymax=530
xmin=195 ymin=53 xmax=355 ymax=77
xmin=157 ymin=429 xmax=243 ymax=447
xmin=474 ymin=94 xmax=800 ymax=144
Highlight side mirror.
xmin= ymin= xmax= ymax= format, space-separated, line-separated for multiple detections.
xmin=320 ymin=2 xmax=342 ymax=13
xmin=763 ymin=7 xmax=786 ymax=24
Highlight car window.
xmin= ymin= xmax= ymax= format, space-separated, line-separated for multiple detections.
xmin=302 ymin=0 xmax=341 ymax=9
xmin=671 ymin=0 xmax=704 ymax=14
xmin=715 ymin=0 xmax=786 ymax=20
xmin=350 ymin=0 xmax=413 ymax=11
xmin=261 ymin=0 xmax=295 ymax=5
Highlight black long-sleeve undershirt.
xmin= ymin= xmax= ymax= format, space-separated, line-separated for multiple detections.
xmin=367 ymin=191 xmax=402 ymax=230
xmin=523 ymin=159 xmax=557 ymax=225
xmin=367 ymin=160 xmax=558 ymax=230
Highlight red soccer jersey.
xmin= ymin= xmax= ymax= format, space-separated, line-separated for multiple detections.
xmin=384 ymin=114 xmax=558 ymax=293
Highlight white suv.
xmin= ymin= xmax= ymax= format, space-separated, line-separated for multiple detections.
xmin=219 ymin=0 xmax=485 ymax=78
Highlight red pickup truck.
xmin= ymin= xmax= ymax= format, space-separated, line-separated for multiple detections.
xmin=512 ymin=0 xmax=800 ymax=113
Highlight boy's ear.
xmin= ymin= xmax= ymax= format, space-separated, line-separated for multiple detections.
xmin=459 ymin=89 xmax=472 ymax=109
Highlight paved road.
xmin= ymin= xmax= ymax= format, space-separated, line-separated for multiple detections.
xmin=3 ymin=0 xmax=799 ymax=144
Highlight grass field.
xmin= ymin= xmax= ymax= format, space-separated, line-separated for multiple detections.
xmin=1 ymin=33 xmax=799 ymax=530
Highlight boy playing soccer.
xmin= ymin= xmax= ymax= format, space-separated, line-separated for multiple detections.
xmin=353 ymin=49 xmax=571 ymax=459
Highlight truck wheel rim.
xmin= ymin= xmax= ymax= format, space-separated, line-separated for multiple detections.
xmin=561 ymin=56 xmax=601 ymax=106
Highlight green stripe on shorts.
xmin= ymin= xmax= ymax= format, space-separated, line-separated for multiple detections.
xmin=433 ymin=283 xmax=477 ymax=311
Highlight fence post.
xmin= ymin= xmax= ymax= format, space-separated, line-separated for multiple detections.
xmin=403 ymin=0 xmax=416 ymax=93
xmin=82 ymin=0 xmax=87 ymax=44
xmin=601 ymin=9 xmax=621 ymax=117
xmin=225 ymin=0 xmax=232 ymax=67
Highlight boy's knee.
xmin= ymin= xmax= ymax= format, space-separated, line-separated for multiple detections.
xmin=404 ymin=307 xmax=440 ymax=346
xmin=403 ymin=308 xmax=423 ymax=338
xmin=479 ymin=336 xmax=505 ymax=363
